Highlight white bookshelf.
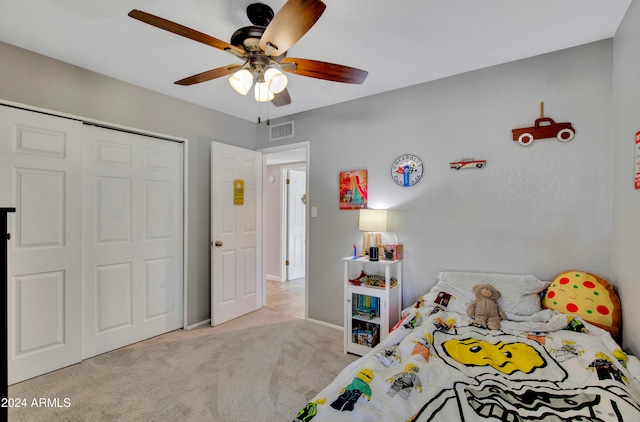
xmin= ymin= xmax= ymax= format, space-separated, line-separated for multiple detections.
xmin=343 ymin=257 xmax=402 ymax=355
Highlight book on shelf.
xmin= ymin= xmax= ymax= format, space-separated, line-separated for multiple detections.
xmin=352 ymin=294 xmax=380 ymax=318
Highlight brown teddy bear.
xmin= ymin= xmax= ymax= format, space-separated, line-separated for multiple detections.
xmin=467 ymin=284 xmax=507 ymax=330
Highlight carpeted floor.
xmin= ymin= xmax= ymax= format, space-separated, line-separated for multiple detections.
xmin=8 ymin=308 xmax=358 ymax=421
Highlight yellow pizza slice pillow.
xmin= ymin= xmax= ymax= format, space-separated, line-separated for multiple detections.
xmin=542 ymin=271 xmax=621 ymax=338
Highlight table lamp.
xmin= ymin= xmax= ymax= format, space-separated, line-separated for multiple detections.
xmin=359 ymin=209 xmax=387 ymax=260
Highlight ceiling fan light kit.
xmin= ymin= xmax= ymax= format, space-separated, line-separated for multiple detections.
xmin=128 ymin=0 xmax=368 ymax=107
xmin=230 ymin=66 xmax=288 ymax=100
xmin=264 ymin=68 xmax=288 ymax=94
xmin=255 ymin=81 xmax=275 ymax=102
xmin=229 ymin=69 xmax=253 ymax=95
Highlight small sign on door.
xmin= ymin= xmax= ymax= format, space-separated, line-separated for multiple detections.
xmin=234 ymin=179 xmax=244 ymax=205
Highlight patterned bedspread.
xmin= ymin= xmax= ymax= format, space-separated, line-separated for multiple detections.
xmin=294 ymin=305 xmax=640 ymax=421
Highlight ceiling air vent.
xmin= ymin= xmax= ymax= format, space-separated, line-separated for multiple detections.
xmin=270 ymin=121 xmax=294 ymax=141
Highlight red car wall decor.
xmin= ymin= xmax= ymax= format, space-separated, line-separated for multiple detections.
xmin=449 ymin=159 xmax=486 ymax=170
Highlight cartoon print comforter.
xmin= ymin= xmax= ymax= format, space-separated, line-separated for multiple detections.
xmin=294 ymin=305 xmax=640 ymax=421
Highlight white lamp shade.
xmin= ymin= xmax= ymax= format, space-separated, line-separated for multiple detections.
xmin=254 ymin=81 xmax=275 ymax=102
xmin=359 ymin=209 xmax=387 ymax=232
xmin=229 ymin=69 xmax=253 ymax=95
xmin=265 ymin=68 xmax=288 ymax=94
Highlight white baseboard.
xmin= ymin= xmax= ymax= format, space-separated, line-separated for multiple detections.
xmin=185 ymin=318 xmax=211 ymax=330
xmin=266 ymin=274 xmax=283 ymax=282
xmin=306 ymin=317 xmax=343 ymax=332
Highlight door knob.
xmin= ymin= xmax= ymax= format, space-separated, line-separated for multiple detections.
xmin=214 ymin=240 xmax=223 ymax=247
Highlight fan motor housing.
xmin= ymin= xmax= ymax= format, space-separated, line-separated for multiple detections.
xmin=230 ymin=26 xmax=265 ymax=51
xmin=230 ymin=26 xmax=287 ymax=62
xmin=246 ymin=3 xmax=274 ymax=26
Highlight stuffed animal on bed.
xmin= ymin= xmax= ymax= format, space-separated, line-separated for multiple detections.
xmin=467 ymin=284 xmax=507 ymax=330
xmin=542 ymin=270 xmax=622 ymax=337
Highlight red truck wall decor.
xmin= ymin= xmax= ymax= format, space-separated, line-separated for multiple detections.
xmin=511 ymin=102 xmax=575 ymax=146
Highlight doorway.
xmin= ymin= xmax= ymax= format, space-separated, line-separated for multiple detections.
xmin=261 ymin=143 xmax=308 ymax=319
xmin=285 ymin=166 xmax=306 ymax=281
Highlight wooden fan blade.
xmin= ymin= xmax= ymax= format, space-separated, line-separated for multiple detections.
xmin=259 ymin=0 xmax=326 ymax=57
xmin=271 ymin=88 xmax=291 ymax=106
xmin=175 ymin=65 xmax=244 ymax=86
xmin=281 ymin=58 xmax=368 ymax=84
xmin=128 ymin=10 xmax=245 ymax=57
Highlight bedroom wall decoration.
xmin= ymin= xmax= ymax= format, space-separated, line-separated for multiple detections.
xmin=635 ymin=131 xmax=640 ymax=189
xmin=449 ymin=159 xmax=486 ymax=170
xmin=339 ymin=170 xmax=368 ymax=209
xmin=511 ymin=102 xmax=575 ymax=146
xmin=391 ymin=154 xmax=423 ymax=187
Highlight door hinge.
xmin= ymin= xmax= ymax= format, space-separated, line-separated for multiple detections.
xmin=285 ymin=260 xmax=289 ymax=266
xmin=286 ymin=179 xmax=290 ymax=185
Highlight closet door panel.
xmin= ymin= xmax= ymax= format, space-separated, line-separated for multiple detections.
xmin=82 ymin=125 xmax=184 ymax=358
xmin=0 ymin=106 xmax=83 ymax=384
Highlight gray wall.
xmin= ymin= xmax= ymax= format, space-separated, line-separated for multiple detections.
xmin=612 ymin=1 xmax=640 ymax=355
xmin=258 ymin=40 xmax=614 ymax=329
xmin=0 ymin=41 xmax=257 ymax=326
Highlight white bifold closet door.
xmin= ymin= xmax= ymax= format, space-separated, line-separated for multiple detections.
xmin=1 ymin=105 xmax=184 ymax=384
xmin=82 ymin=125 xmax=184 ymax=359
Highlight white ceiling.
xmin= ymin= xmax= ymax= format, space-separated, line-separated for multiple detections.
xmin=0 ymin=0 xmax=631 ymax=123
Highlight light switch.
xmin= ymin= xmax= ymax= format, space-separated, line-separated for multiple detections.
xmin=311 ymin=207 xmax=318 ymax=217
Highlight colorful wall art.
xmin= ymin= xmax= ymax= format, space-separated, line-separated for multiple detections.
xmin=340 ymin=170 xmax=368 ymax=209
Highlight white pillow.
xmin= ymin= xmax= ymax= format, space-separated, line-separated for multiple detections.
xmin=433 ymin=271 xmax=549 ymax=318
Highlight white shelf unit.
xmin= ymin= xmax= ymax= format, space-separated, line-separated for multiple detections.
xmin=343 ymin=257 xmax=402 ymax=356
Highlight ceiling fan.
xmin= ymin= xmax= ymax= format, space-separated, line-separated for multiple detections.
xmin=128 ymin=0 xmax=368 ymax=107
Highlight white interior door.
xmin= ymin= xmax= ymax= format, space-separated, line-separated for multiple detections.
xmin=211 ymin=141 xmax=262 ymax=326
xmin=287 ymin=168 xmax=306 ymax=280
xmin=82 ymin=125 xmax=184 ymax=358
xmin=0 ymin=106 xmax=83 ymax=384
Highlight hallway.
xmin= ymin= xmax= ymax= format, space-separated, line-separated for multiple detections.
xmin=265 ymin=278 xmax=305 ymax=319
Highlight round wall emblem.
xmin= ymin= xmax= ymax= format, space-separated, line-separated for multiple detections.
xmin=391 ymin=154 xmax=423 ymax=187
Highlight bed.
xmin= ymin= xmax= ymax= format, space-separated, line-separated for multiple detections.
xmin=294 ymin=270 xmax=640 ymax=421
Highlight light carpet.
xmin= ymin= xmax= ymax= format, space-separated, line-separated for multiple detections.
xmin=8 ymin=309 xmax=358 ymax=421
